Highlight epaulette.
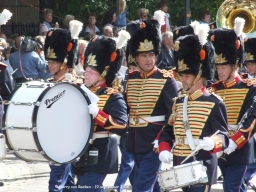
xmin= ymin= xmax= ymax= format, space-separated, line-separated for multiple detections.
xmin=242 ymin=78 xmax=256 ymax=86
xmin=128 ymin=70 xmax=139 ymax=77
xmin=106 ymin=87 xmax=120 ymax=95
xmin=210 ymin=80 xmax=222 ymax=88
xmin=159 ymin=69 xmax=174 ymax=78
xmin=0 ymin=62 xmax=7 ymax=68
xmin=210 ymin=92 xmax=223 ymax=101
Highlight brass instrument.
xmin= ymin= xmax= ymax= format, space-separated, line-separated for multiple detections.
xmin=216 ymin=0 xmax=256 ymax=35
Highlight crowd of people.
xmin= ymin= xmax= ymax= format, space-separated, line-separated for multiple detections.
xmin=0 ymin=0 xmax=256 ymax=192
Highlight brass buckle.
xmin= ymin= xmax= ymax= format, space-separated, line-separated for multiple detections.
xmin=133 ymin=116 xmax=140 ymax=125
xmin=176 ymin=137 xmax=185 ymax=145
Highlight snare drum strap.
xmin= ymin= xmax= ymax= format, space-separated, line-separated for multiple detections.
xmin=182 ymin=96 xmax=196 ymax=151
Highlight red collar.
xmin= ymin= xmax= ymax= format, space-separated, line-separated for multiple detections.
xmin=139 ymin=66 xmax=157 ymax=79
xmin=222 ymin=75 xmax=241 ymax=88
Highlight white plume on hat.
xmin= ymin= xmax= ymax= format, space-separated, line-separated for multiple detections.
xmin=190 ymin=20 xmax=200 ymax=35
xmin=69 ymin=20 xmax=83 ymax=39
xmin=234 ymin=17 xmax=245 ymax=37
xmin=114 ymin=30 xmax=131 ymax=49
xmin=198 ymin=24 xmax=210 ymax=46
xmin=153 ymin=10 xmax=165 ymax=26
xmin=0 ymin=9 xmax=12 ymax=25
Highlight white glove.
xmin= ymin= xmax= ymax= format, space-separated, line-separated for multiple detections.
xmin=152 ymin=140 xmax=158 ymax=153
xmin=224 ymin=139 xmax=237 ymax=155
xmin=88 ymin=103 xmax=99 ymax=118
xmin=159 ymin=150 xmax=171 ymax=164
xmin=152 ymin=140 xmax=158 ymax=148
xmin=197 ymin=137 xmax=214 ymax=151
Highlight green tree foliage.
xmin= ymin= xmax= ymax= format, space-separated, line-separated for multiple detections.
xmin=51 ymin=0 xmax=224 ymax=27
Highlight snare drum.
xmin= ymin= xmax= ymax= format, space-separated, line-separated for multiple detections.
xmin=3 ymin=81 xmax=93 ymax=164
xmin=158 ymin=161 xmax=208 ymax=190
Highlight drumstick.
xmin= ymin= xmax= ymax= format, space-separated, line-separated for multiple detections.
xmin=180 ymin=130 xmax=220 ymax=164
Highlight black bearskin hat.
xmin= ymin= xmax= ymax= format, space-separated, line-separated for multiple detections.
xmin=129 ymin=19 xmax=161 ymax=57
xmin=208 ymin=17 xmax=245 ymax=67
xmin=244 ymin=38 xmax=256 ymax=63
xmin=174 ymin=25 xmax=215 ymax=80
xmin=85 ymin=32 xmax=130 ymax=86
xmin=44 ymin=28 xmax=71 ymax=63
xmin=173 ymin=21 xmax=199 ymax=41
xmin=44 ymin=20 xmax=83 ymax=68
xmin=126 ymin=20 xmax=141 ymax=66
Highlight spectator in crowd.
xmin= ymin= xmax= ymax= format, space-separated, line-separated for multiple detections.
xmin=74 ymin=39 xmax=88 ymax=76
xmin=2 ymin=40 xmax=13 ymax=72
xmin=51 ymin=22 xmax=59 ymax=28
xmin=34 ymin=35 xmax=45 ymax=61
xmin=103 ymin=25 xmax=114 ymax=37
xmin=157 ymin=0 xmax=171 ymax=32
xmin=9 ymin=35 xmax=48 ymax=83
xmin=137 ymin=8 xmax=149 ymax=21
xmin=0 ymin=38 xmax=13 ymax=99
xmin=102 ymin=9 xmax=117 ymax=28
xmin=34 ymin=35 xmax=52 ymax=79
xmin=81 ymin=13 xmax=101 ymax=41
xmin=157 ymin=30 xmax=175 ymax=69
xmin=199 ymin=9 xmax=211 ymax=24
xmin=115 ymin=0 xmax=130 ymax=28
xmin=63 ymin=14 xmax=75 ymax=30
xmin=39 ymin=8 xmax=53 ymax=36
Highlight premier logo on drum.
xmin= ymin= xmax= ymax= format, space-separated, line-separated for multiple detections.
xmin=44 ymin=90 xmax=66 ymax=108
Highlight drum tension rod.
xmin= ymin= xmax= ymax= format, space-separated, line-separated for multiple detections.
xmin=26 ymin=84 xmax=53 ymax=88
xmin=4 ymin=101 xmax=41 ymax=106
xmin=16 ymin=148 xmax=45 ymax=154
xmin=2 ymin=127 xmax=37 ymax=131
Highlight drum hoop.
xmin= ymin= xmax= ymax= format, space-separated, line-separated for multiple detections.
xmin=2 ymin=83 xmax=30 ymax=161
xmin=32 ymin=82 xmax=94 ymax=163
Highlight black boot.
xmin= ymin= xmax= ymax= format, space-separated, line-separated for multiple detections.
xmin=217 ymin=175 xmax=223 ymax=181
xmin=0 ymin=182 xmax=4 ymax=186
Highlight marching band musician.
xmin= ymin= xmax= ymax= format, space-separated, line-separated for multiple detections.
xmin=158 ymin=24 xmax=229 ymax=192
xmin=72 ymin=31 xmax=130 ymax=192
xmin=242 ymin=38 xmax=256 ymax=79
xmin=125 ymin=11 xmax=179 ymax=191
xmin=209 ymin=18 xmax=256 ymax=192
xmin=44 ymin=20 xmax=83 ymax=192
xmin=242 ymin=37 xmax=256 ymax=190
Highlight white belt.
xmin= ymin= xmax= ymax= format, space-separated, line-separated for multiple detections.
xmin=92 ymin=132 xmax=112 ymax=140
xmin=129 ymin=115 xmax=165 ymax=125
xmin=228 ymin=124 xmax=238 ymax=130
xmin=175 ymin=138 xmax=201 ymax=145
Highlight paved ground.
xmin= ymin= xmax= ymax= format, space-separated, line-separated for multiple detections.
xmin=0 ymin=152 xmax=256 ymax=192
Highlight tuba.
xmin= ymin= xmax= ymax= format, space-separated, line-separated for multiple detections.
xmin=216 ymin=0 xmax=256 ymax=37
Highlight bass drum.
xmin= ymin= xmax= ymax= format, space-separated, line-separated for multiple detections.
xmin=3 ymin=81 xmax=93 ymax=164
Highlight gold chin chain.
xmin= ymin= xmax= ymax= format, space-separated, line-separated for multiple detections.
xmin=89 ymin=66 xmax=110 ymax=88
